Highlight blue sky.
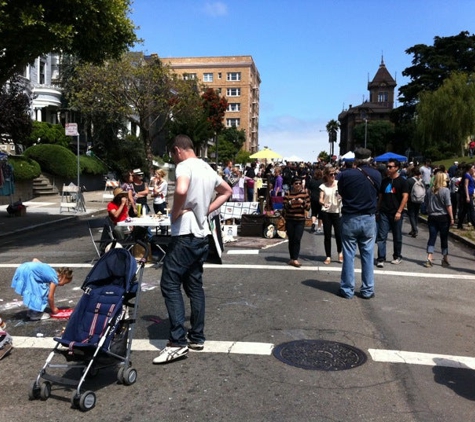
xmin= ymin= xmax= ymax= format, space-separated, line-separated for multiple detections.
xmin=130 ymin=0 xmax=475 ymax=160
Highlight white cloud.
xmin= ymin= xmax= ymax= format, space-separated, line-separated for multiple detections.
xmin=203 ymin=1 xmax=228 ymax=17
xmin=259 ymin=115 xmax=335 ymax=161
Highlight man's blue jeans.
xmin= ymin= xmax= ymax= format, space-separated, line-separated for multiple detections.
xmin=377 ymin=212 xmax=403 ymax=261
xmin=340 ymin=214 xmax=376 ymax=298
xmin=160 ymin=235 xmax=209 ymax=346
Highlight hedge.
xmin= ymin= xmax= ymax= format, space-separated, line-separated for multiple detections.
xmin=24 ymin=144 xmax=80 ymax=178
xmin=8 ymin=155 xmax=41 ymax=181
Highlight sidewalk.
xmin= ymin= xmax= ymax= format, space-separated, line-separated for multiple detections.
xmin=0 ymin=190 xmax=107 ymax=238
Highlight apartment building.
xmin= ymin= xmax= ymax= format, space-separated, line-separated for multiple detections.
xmin=161 ymin=55 xmax=261 ymax=154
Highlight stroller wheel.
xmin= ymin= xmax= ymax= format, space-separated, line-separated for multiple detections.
xmin=122 ymin=367 xmax=137 ymax=386
xmin=117 ymin=366 xmax=125 ymax=384
xmin=28 ymin=381 xmax=41 ymax=400
xmin=39 ymin=381 xmax=51 ymax=401
xmin=79 ymin=391 xmax=96 ymax=411
xmin=71 ymin=392 xmax=80 ymax=409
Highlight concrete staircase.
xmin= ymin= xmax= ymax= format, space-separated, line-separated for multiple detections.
xmin=33 ymin=174 xmax=59 ymax=196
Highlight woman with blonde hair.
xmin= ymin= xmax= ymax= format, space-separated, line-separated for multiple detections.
xmin=424 ymin=171 xmax=454 ymax=268
xmin=151 ymin=169 xmax=168 ymax=215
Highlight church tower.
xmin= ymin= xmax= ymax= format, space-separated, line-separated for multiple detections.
xmin=367 ymin=57 xmax=397 ymax=109
xmin=337 ymin=58 xmax=397 ymax=154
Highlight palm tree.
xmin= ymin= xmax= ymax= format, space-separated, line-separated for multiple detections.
xmin=326 ymin=119 xmax=340 ymax=156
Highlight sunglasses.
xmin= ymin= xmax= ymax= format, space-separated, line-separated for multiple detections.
xmin=293 ymin=182 xmax=302 ymax=185
xmin=387 ymin=165 xmax=397 ymax=169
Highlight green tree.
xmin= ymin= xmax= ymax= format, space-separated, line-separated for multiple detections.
xmin=416 ymin=72 xmax=475 ymax=156
xmin=0 ymin=0 xmax=137 ymax=85
xmin=0 ymin=75 xmax=32 ymax=143
xmin=208 ymin=127 xmax=246 ymax=164
xmin=325 ymin=119 xmax=340 ymax=156
xmin=318 ymin=151 xmax=330 ymax=162
xmin=235 ymin=150 xmax=251 ymax=166
xmin=399 ymin=31 xmax=475 ymax=110
xmin=66 ymin=52 xmax=177 ymax=171
xmin=166 ymin=79 xmax=215 ymax=150
xmin=393 ymin=31 xmax=475 ymax=152
xmin=26 ymin=121 xmax=70 ymax=148
xmin=353 ymin=120 xmax=395 ymax=155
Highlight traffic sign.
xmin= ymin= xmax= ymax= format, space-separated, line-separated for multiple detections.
xmin=65 ymin=123 xmax=78 ymax=136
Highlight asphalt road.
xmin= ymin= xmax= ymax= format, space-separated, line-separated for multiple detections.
xmin=0 ymin=216 xmax=475 ymax=421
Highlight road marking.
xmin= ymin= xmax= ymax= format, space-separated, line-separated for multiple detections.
xmin=12 ymin=337 xmax=274 ymax=355
xmin=369 ymin=349 xmax=475 ymax=369
xmin=1 ymin=263 xmax=475 ymax=280
xmin=11 ymin=338 xmax=475 ymax=366
xmin=227 ymin=250 xmax=259 ymax=255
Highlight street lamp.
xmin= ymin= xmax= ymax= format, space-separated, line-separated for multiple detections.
xmin=364 ymin=118 xmax=368 ymax=149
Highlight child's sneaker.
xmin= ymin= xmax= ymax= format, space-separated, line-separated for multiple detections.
xmin=27 ymin=310 xmax=49 ymax=321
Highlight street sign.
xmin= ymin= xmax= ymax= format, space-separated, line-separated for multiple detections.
xmin=65 ymin=123 xmax=78 ymax=136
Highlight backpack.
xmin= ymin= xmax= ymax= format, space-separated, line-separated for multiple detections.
xmin=410 ymin=178 xmax=426 ymax=204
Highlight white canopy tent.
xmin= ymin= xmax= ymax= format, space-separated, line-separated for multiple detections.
xmin=340 ymin=151 xmax=355 ymax=161
xmin=284 ymin=155 xmax=304 ymax=162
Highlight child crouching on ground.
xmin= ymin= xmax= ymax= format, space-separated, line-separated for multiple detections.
xmin=11 ymin=259 xmax=73 ymax=320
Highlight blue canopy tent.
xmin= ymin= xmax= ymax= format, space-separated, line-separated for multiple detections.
xmin=374 ymin=152 xmax=407 ymax=162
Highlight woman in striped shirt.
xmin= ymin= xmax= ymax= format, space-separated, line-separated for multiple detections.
xmin=283 ymin=177 xmax=311 ymax=267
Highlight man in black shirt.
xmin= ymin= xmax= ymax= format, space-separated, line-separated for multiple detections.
xmin=376 ymin=159 xmax=409 ymax=267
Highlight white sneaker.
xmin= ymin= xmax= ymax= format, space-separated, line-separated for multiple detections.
xmin=153 ymin=344 xmax=188 ymax=364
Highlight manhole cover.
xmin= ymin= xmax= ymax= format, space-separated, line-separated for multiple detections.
xmin=272 ymin=339 xmax=367 ymax=371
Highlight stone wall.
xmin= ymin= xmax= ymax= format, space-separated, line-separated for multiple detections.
xmin=0 ymin=180 xmax=34 ymax=205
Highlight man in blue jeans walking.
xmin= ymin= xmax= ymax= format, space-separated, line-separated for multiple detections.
xmin=337 ymin=148 xmax=381 ymax=299
xmin=153 ymin=135 xmax=232 ymax=364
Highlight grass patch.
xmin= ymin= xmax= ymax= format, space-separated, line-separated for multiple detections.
xmin=433 ymin=156 xmax=475 ymax=169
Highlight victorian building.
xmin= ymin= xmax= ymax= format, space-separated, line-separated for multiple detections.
xmin=21 ymin=53 xmax=63 ymax=124
xmin=338 ymin=59 xmax=397 ymax=155
xmin=1 ymin=53 xmax=63 ymax=154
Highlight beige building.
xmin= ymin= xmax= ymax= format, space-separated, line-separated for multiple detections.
xmin=161 ymin=55 xmax=261 ymax=154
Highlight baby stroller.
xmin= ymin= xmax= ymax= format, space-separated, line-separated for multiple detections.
xmin=28 ymin=241 xmax=148 ymax=411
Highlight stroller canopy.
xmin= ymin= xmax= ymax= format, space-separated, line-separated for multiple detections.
xmin=82 ymin=248 xmax=137 ymax=292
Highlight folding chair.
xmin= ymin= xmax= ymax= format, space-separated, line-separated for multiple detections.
xmin=87 ymin=218 xmax=116 ymax=261
xmin=150 ymin=233 xmax=171 ymax=266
